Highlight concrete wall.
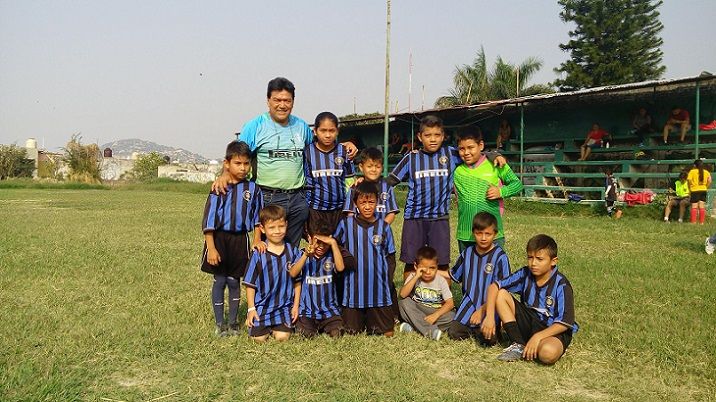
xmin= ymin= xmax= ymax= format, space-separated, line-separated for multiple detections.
xmin=158 ymin=163 xmax=220 ymax=183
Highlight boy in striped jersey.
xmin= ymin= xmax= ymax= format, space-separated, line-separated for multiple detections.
xmin=388 ymin=115 xmax=507 ymax=278
xmin=454 ymin=128 xmax=522 ymax=251
xmin=446 ymin=212 xmax=511 ymax=342
xmin=304 ymin=112 xmax=354 ymax=235
xmin=289 ymin=222 xmax=355 ymax=337
xmin=243 ymin=205 xmax=302 ymax=342
xmin=335 ymin=181 xmax=397 ymax=336
xmin=482 ymin=234 xmax=578 ymax=364
xmin=201 ymin=141 xmax=263 ymax=336
xmin=343 ymin=147 xmax=399 ymax=225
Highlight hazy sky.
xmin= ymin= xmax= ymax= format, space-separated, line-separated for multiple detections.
xmin=1 ymin=0 xmax=714 ymax=159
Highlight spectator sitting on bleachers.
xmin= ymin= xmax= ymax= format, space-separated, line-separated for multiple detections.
xmin=631 ymin=107 xmax=654 ymax=146
xmin=579 ymin=123 xmax=610 ymax=161
xmin=662 ymin=106 xmax=691 ymax=144
xmin=496 ymin=119 xmax=512 ymax=150
xmin=663 ymin=171 xmax=690 ymax=223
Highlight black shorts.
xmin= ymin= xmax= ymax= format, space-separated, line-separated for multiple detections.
xmin=400 ymin=218 xmax=451 ymax=265
xmin=307 ymin=208 xmax=344 ymax=237
xmin=248 ymin=323 xmax=292 ymax=337
xmin=342 ymin=306 xmax=394 ymax=335
xmin=447 ymin=321 xmax=497 ymax=346
xmin=513 ymin=296 xmax=572 ymax=351
xmin=690 ymin=191 xmax=707 ymax=203
xmin=201 ymin=231 xmax=250 ymax=277
xmin=296 ymin=315 xmax=343 ymax=337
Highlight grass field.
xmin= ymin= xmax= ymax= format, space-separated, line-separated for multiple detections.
xmin=1 ymin=186 xmax=715 ymax=401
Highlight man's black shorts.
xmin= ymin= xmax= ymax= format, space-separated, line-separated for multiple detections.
xmin=513 ymin=296 xmax=572 ymax=351
xmin=201 ymin=231 xmax=250 ymax=277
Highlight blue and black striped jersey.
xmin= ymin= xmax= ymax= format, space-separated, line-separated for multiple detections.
xmin=450 ymin=245 xmax=511 ymax=326
xmin=304 ymin=142 xmax=354 ymax=211
xmin=343 ymin=178 xmax=399 ymax=220
xmin=202 ymin=180 xmax=262 ymax=233
xmin=334 ymin=216 xmax=396 ymax=308
xmin=298 ymin=253 xmax=341 ymax=320
xmin=242 ymin=245 xmax=302 ymax=327
xmin=497 ymin=266 xmax=579 ymax=333
xmin=389 ymin=146 xmax=461 ymax=219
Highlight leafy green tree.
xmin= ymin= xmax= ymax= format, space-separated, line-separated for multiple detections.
xmin=64 ymin=135 xmax=101 ymax=183
xmin=129 ymin=152 xmax=168 ymax=182
xmin=435 ymin=47 xmax=550 ymax=107
xmin=554 ymin=0 xmax=665 ymax=91
xmin=0 ymin=144 xmax=34 ymax=179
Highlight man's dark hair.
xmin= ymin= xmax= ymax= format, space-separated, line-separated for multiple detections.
xmin=266 ymin=77 xmax=295 ymax=99
xmin=359 ymin=147 xmax=383 ymax=164
xmin=353 ymin=181 xmax=380 ymax=203
xmin=456 ymin=126 xmax=484 ymax=144
xmin=526 ymin=234 xmax=558 ymax=259
xmin=419 ymin=115 xmax=444 ymax=133
xmin=472 ymin=212 xmax=497 ymax=232
xmin=415 ymin=246 xmax=438 ymax=264
xmin=225 ymin=141 xmax=251 ymax=161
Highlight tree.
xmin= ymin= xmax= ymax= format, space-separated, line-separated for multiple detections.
xmin=435 ymin=47 xmax=551 ymax=107
xmin=0 ymin=144 xmax=33 ymax=179
xmin=128 ymin=152 xmax=168 ymax=182
xmin=64 ymin=135 xmax=101 ymax=183
xmin=554 ymin=0 xmax=665 ymax=91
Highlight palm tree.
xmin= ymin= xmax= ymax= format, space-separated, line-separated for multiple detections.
xmin=435 ymin=47 xmax=552 ymax=108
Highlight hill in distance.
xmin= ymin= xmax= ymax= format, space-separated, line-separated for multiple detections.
xmin=100 ymin=139 xmax=209 ymax=163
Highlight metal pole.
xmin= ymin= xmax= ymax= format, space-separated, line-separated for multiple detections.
xmin=695 ymin=82 xmax=701 ymax=159
xmin=383 ymin=0 xmax=391 ymax=176
xmin=520 ymin=103 xmax=525 ymax=191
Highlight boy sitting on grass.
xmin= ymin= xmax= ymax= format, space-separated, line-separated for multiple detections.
xmin=398 ymin=246 xmax=455 ymax=340
xmin=201 ymin=141 xmax=263 ymax=336
xmin=446 ymin=212 xmax=511 ymax=343
xmin=481 ymin=234 xmax=579 ymax=364
xmin=335 ymin=181 xmax=397 ymax=337
xmin=243 ymin=205 xmax=302 ymax=342
xmin=288 ymin=222 xmax=355 ymax=338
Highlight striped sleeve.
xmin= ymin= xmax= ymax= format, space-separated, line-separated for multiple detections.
xmin=388 ymin=154 xmax=411 ymax=184
xmin=384 ymin=225 xmax=396 ymax=254
xmin=343 ymin=146 xmax=355 ymax=178
xmin=288 ymin=245 xmax=304 ymax=283
xmin=449 ymin=251 xmax=465 ymax=283
xmin=554 ymin=281 xmax=576 ymax=330
xmin=202 ymin=193 xmax=220 ymax=232
xmin=496 ymin=251 xmax=512 ymax=281
xmin=242 ymin=252 xmax=261 ymax=289
xmin=333 ymin=219 xmax=347 ymax=247
xmin=497 ymin=164 xmax=523 ymax=199
xmin=496 ymin=267 xmax=527 ymax=293
xmin=342 ymin=188 xmax=356 ymax=213
xmin=385 ymin=186 xmax=399 ymax=214
xmin=448 ymin=145 xmax=463 ymax=166
xmin=249 ymin=186 xmax=263 ymax=228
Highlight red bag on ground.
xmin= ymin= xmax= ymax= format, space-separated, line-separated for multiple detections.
xmin=623 ymin=190 xmax=655 ymax=206
xmin=699 ymin=120 xmax=716 ymax=131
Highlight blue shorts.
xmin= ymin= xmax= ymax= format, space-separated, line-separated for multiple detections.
xmin=400 ymin=218 xmax=451 ymax=265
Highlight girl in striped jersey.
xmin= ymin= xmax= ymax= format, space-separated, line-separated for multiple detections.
xmin=243 ymin=206 xmax=302 ymax=342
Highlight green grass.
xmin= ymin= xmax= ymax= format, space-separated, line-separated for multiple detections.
xmin=1 ymin=188 xmax=714 ymax=401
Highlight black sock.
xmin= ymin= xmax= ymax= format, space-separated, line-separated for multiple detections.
xmin=503 ymin=321 xmax=525 ymax=345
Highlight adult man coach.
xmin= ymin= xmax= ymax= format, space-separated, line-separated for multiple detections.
xmin=214 ymin=77 xmax=357 ymax=247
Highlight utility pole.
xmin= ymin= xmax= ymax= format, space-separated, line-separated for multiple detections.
xmin=383 ymin=0 xmax=391 ymax=176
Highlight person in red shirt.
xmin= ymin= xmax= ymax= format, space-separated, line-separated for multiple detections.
xmin=662 ymin=107 xmax=691 ymax=144
xmin=579 ymin=123 xmax=610 ymax=161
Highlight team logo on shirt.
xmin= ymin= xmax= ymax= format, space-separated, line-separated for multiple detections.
xmin=335 ymin=156 xmax=344 ymax=166
xmin=372 ymin=235 xmax=383 ymax=245
xmin=380 ymin=191 xmax=388 ymax=201
xmin=484 ymin=263 xmax=493 ymax=273
xmin=439 ymin=155 xmax=449 ymax=165
xmin=323 ymin=261 xmax=334 ymax=272
xmin=545 ymin=296 xmax=554 ymax=307
xmin=243 ymin=190 xmax=252 ymax=201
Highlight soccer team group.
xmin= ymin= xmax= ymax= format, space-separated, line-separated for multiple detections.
xmin=200 ymin=78 xmax=578 ymax=364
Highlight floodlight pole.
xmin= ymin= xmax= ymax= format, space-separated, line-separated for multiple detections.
xmin=383 ymin=0 xmax=391 ymax=176
xmin=695 ymin=82 xmax=701 ymax=159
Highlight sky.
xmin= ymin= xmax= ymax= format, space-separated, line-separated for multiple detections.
xmin=1 ymin=0 xmax=714 ymax=159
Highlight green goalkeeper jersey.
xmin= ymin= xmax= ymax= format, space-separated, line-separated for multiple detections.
xmin=454 ymin=157 xmax=523 ymax=241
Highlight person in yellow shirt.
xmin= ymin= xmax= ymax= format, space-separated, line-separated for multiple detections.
xmin=686 ymin=160 xmax=712 ymax=224
xmin=664 ymin=171 xmax=690 ymax=223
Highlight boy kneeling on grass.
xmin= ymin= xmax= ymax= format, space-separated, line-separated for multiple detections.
xmin=398 ymin=246 xmax=455 ymax=340
xmin=481 ymin=234 xmax=579 ymax=364
xmin=243 ymin=205 xmax=302 ymax=342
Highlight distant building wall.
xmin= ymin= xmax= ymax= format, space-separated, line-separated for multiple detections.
xmin=158 ymin=163 xmax=220 ymax=183
xmin=101 ymin=158 xmax=135 ymax=181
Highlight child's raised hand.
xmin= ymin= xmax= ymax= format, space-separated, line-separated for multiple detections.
xmin=206 ymin=248 xmax=221 ymax=266
xmin=253 ymin=241 xmax=267 ymax=254
xmin=313 ymin=234 xmax=335 ymax=246
xmin=481 ymin=316 xmax=496 ymax=340
xmin=245 ymin=310 xmax=259 ymax=328
xmin=493 ymin=155 xmax=507 ymax=168
xmin=486 ymin=185 xmax=501 ymax=200
xmin=344 ymin=142 xmax=358 ymax=160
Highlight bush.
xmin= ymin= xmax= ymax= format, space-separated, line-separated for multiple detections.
xmin=0 ymin=144 xmax=34 ymax=179
xmin=126 ymin=152 xmax=168 ymax=182
xmin=63 ymin=135 xmax=101 ymax=183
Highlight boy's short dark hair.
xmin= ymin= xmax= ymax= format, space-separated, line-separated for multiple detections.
xmin=266 ymin=77 xmax=295 ymax=99
xmin=472 ymin=212 xmax=498 ymax=232
xmin=359 ymin=147 xmax=383 ymax=165
xmin=225 ymin=141 xmax=251 ymax=161
xmin=309 ymin=220 xmax=333 ymax=237
xmin=419 ymin=115 xmax=444 ymax=133
xmin=415 ymin=246 xmax=438 ymax=264
xmin=259 ymin=205 xmax=286 ymax=225
xmin=526 ymin=234 xmax=558 ymax=259
xmin=352 ymin=181 xmax=379 ymax=202
xmin=456 ymin=126 xmax=484 ymax=144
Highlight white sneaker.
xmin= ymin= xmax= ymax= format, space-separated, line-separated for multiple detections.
xmin=430 ymin=329 xmax=443 ymax=341
xmin=663 ymin=217 xmax=669 ymax=222
xmin=399 ymin=323 xmax=415 ymax=333
xmin=706 ymin=238 xmax=715 ymax=255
